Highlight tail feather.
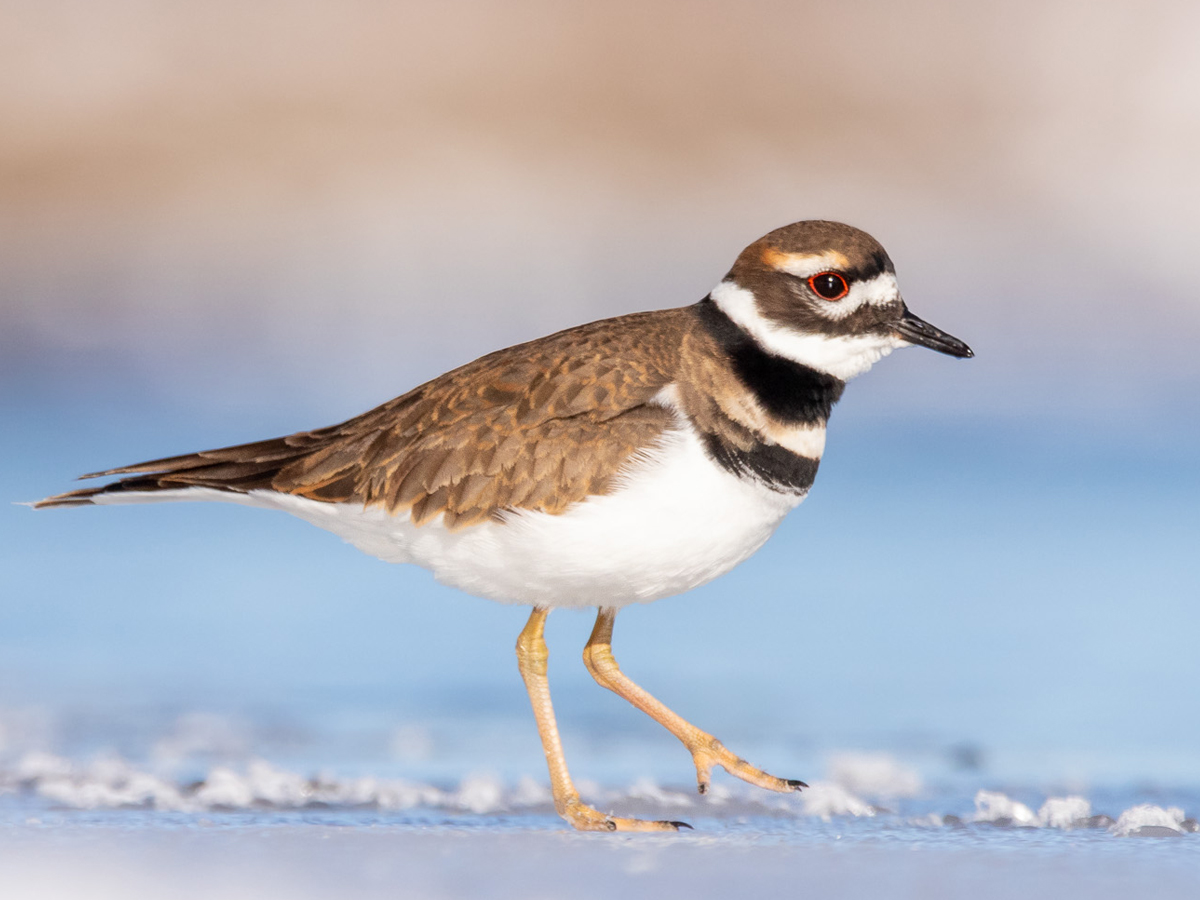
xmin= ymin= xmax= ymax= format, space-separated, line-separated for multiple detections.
xmin=34 ymin=434 xmax=323 ymax=509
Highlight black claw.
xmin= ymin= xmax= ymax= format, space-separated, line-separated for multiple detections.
xmin=668 ymin=821 xmax=694 ymax=830
xmin=604 ymin=819 xmax=617 ymax=831
xmin=787 ymin=779 xmax=808 ymax=791
xmin=697 ymin=783 xmax=708 ymax=795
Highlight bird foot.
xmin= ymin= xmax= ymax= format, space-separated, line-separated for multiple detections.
xmin=692 ymin=738 xmax=806 ymax=795
xmin=560 ymin=798 xmax=690 ymax=832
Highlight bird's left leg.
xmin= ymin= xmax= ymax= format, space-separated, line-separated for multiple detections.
xmin=516 ymin=606 xmax=688 ymax=832
xmin=582 ymin=607 xmax=806 ymax=796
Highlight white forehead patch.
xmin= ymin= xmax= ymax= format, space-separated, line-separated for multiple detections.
xmin=710 ymin=281 xmax=904 ymax=381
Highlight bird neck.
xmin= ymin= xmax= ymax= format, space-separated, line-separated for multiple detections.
xmin=694 ymin=295 xmax=845 ymax=426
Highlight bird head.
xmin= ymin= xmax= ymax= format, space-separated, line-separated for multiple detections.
xmin=710 ymin=220 xmax=972 ymax=381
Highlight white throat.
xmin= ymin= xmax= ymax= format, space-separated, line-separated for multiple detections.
xmin=709 ymin=280 xmax=902 ymax=381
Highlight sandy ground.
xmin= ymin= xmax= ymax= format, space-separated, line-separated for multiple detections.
xmin=4 ymin=818 xmax=1200 ymax=900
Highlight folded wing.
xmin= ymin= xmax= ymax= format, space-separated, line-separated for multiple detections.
xmin=37 ymin=311 xmax=684 ymax=530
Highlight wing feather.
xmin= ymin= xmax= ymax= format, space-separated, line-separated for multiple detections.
xmin=38 ymin=309 xmax=689 ymax=527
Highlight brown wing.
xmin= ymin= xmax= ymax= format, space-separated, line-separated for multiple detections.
xmin=38 ymin=309 xmax=687 ymax=529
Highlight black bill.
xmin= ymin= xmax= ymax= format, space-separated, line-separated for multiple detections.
xmin=895 ymin=309 xmax=974 ymax=358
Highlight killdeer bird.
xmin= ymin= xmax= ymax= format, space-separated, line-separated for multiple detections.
xmin=37 ymin=220 xmax=972 ymax=832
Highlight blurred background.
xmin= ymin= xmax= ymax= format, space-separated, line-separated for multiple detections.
xmin=2 ymin=0 xmax=1198 ymax=790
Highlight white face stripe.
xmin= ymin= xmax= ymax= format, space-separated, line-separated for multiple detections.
xmin=762 ymin=250 xmax=900 ymax=322
xmin=815 ymin=271 xmax=900 ymax=321
xmin=710 ymin=280 xmax=904 ymax=381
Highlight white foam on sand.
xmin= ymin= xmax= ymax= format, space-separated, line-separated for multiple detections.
xmin=2 ymin=752 xmax=878 ymax=820
xmin=971 ymin=790 xmax=1038 ymax=826
xmin=1037 ymin=796 xmax=1092 ymax=829
xmin=1110 ymin=804 xmax=1188 ymax=837
xmin=826 ymin=752 xmax=921 ymax=799
xmin=971 ymin=791 xmax=1099 ymax=829
xmin=23 ymin=754 xmax=191 ymax=811
xmin=796 ymin=782 xmax=876 ymax=821
xmin=2 ymin=753 xmax=1194 ymax=837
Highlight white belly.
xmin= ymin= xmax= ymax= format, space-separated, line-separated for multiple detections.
xmin=95 ymin=427 xmax=807 ymax=608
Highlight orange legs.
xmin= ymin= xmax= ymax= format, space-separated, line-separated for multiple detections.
xmin=515 ymin=607 xmax=688 ymax=832
xmin=582 ymin=607 xmax=806 ymax=797
xmin=515 ymin=606 xmax=803 ymax=832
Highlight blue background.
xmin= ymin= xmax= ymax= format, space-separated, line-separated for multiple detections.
xmin=2 ymin=0 xmax=1198 ymax=792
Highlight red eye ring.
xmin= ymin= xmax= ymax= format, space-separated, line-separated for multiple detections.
xmin=808 ymin=271 xmax=849 ymax=301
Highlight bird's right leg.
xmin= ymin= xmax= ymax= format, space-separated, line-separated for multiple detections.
xmin=515 ymin=606 xmax=688 ymax=832
xmin=582 ymin=607 xmax=806 ymax=796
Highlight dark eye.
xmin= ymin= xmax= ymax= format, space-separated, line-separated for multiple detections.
xmin=808 ymin=272 xmax=849 ymax=301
